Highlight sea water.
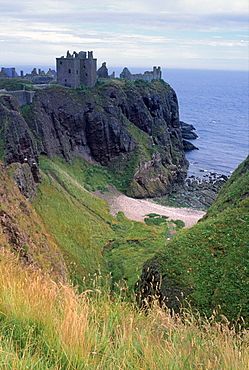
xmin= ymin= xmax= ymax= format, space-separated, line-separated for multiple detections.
xmin=165 ymin=69 xmax=249 ymax=176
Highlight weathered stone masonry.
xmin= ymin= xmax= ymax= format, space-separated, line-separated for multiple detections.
xmin=120 ymin=66 xmax=162 ymax=82
xmin=56 ymin=50 xmax=97 ymax=88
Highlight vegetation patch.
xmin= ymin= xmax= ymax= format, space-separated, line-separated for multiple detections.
xmin=105 ymin=211 xmax=167 ymax=290
xmin=107 ymin=149 xmax=140 ymax=193
xmin=0 ymin=78 xmax=36 ymax=91
xmin=144 ymin=213 xmax=185 ymax=230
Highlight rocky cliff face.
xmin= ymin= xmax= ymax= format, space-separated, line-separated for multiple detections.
xmin=0 ymin=95 xmax=39 ymax=168
xmin=1 ymin=79 xmax=188 ymax=198
xmin=0 ymin=94 xmax=41 ymax=199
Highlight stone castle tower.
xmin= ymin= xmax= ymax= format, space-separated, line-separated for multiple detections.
xmin=56 ymin=50 xmax=97 ymax=88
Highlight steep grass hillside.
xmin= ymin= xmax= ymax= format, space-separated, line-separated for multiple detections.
xmin=137 ymin=156 xmax=249 ymax=324
xmin=0 ymin=149 xmax=188 ymax=297
xmin=33 ymin=155 xmax=182 ymax=290
xmin=0 ymin=160 xmax=67 ymax=282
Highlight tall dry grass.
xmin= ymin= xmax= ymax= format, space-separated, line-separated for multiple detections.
xmin=0 ymin=250 xmax=248 ymax=369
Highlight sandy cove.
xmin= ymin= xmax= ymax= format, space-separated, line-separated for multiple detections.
xmin=94 ymin=188 xmax=205 ymax=228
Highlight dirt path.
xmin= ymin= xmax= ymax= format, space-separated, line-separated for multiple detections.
xmin=94 ymin=188 xmax=205 ymax=228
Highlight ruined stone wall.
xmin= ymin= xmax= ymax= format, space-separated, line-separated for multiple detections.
xmin=79 ymin=58 xmax=97 ymax=87
xmin=120 ymin=66 xmax=162 ymax=82
xmin=6 ymin=91 xmax=36 ymax=106
xmin=0 ymin=67 xmax=18 ymax=78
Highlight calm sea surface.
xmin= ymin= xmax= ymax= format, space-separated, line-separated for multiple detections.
xmin=165 ymin=69 xmax=249 ymax=176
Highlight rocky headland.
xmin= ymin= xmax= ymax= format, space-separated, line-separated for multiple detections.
xmin=1 ymin=79 xmax=190 ymax=199
xmin=0 ymin=78 xmax=227 ymax=208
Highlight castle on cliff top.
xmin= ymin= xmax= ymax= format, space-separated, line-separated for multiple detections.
xmin=56 ymin=50 xmax=162 ymax=88
xmin=1 ymin=50 xmax=162 ymax=89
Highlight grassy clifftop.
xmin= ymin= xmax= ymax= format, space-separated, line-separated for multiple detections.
xmin=0 ymin=78 xmax=36 ymax=91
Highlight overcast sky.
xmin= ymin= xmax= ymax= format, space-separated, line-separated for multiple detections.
xmin=1 ymin=0 xmax=248 ymax=74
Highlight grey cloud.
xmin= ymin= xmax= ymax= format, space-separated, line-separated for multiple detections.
xmin=25 ymin=11 xmax=249 ymax=29
xmin=203 ymin=12 xmax=249 ymax=23
xmin=1 ymin=7 xmax=248 ymax=33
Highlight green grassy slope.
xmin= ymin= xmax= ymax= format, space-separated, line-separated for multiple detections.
xmin=33 ymin=156 xmax=173 ymax=289
xmin=139 ymin=156 xmax=249 ymax=323
xmin=203 ymin=156 xmax=249 ymax=218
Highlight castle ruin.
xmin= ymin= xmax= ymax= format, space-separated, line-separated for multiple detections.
xmin=97 ymin=62 xmax=115 ymax=79
xmin=56 ymin=50 xmax=97 ymax=88
xmin=1 ymin=49 xmax=162 ymax=90
xmin=120 ymin=66 xmax=162 ymax=82
xmin=0 ymin=67 xmax=18 ymax=78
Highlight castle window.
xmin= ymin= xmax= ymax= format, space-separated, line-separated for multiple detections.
xmin=68 ymin=69 xmax=71 ymax=73
xmin=85 ymin=73 xmax=88 ymax=76
xmin=76 ymin=70 xmax=78 ymax=74
xmin=60 ymin=61 xmax=62 ymax=65
xmin=65 ymin=79 xmax=67 ymax=82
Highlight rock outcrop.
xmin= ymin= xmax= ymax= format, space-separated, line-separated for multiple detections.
xmin=173 ymin=172 xmax=228 ymax=208
xmin=182 ymin=139 xmax=199 ymax=152
xmin=0 ymin=94 xmax=41 ymax=199
xmin=180 ymin=121 xmax=199 ymax=151
xmin=180 ymin=121 xmax=198 ymax=140
xmin=25 ymin=79 xmax=188 ymax=197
